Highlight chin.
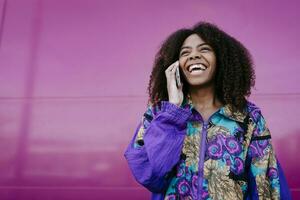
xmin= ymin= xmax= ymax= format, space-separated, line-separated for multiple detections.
xmin=187 ymin=78 xmax=207 ymax=85
xmin=186 ymin=77 xmax=213 ymax=88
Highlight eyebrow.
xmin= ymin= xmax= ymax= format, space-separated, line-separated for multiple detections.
xmin=180 ymin=43 xmax=210 ymax=51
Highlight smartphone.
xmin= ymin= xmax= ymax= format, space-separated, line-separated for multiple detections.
xmin=175 ymin=64 xmax=182 ymax=88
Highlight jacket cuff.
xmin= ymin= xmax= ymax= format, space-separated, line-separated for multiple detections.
xmin=160 ymin=101 xmax=192 ymax=124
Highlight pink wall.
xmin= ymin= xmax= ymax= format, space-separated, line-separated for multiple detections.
xmin=0 ymin=0 xmax=299 ymax=199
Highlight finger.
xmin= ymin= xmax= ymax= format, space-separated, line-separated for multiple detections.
xmin=169 ymin=61 xmax=179 ymax=70
xmin=166 ymin=65 xmax=175 ymax=73
xmin=166 ymin=61 xmax=179 ymax=72
xmin=173 ymin=61 xmax=180 ymax=72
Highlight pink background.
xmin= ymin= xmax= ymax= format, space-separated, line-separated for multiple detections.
xmin=0 ymin=0 xmax=299 ymax=199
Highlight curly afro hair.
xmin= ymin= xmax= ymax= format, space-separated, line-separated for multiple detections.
xmin=147 ymin=21 xmax=255 ymax=113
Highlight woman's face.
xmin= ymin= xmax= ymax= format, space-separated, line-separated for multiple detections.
xmin=178 ymin=34 xmax=217 ymax=87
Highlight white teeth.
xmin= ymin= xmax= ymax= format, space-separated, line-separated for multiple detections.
xmin=188 ymin=64 xmax=207 ymax=72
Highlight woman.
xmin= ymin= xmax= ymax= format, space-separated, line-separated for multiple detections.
xmin=124 ymin=21 xmax=291 ymax=200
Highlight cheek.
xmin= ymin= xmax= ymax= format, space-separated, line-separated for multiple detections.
xmin=209 ymin=54 xmax=217 ymax=66
xmin=178 ymin=58 xmax=186 ymax=69
xmin=209 ymin=65 xmax=218 ymax=79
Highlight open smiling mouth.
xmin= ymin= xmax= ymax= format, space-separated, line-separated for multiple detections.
xmin=187 ymin=63 xmax=208 ymax=75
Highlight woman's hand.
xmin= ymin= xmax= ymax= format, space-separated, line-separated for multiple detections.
xmin=165 ymin=60 xmax=184 ymax=107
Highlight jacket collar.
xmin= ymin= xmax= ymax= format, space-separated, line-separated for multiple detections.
xmin=181 ymin=94 xmax=248 ymax=123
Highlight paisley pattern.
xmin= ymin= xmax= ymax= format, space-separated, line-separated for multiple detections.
xmin=163 ymin=96 xmax=282 ymax=200
xmin=204 ymin=160 xmax=243 ymax=200
xmin=182 ymin=133 xmax=200 ymax=169
xmin=164 ymin=162 xmax=198 ymax=199
xmin=126 ymin=95 xmax=289 ymax=200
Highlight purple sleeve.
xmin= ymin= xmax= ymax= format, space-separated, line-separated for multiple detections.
xmin=246 ymin=109 xmax=291 ymax=199
xmin=124 ymin=101 xmax=192 ymax=193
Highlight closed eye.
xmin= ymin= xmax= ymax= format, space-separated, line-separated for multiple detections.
xmin=180 ymin=51 xmax=189 ymax=56
xmin=201 ymin=47 xmax=211 ymax=51
xmin=180 ymin=47 xmax=212 ymax=56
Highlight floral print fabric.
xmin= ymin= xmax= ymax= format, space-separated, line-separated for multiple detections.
xmin=124 ymin=96 xmax=291 ymax=200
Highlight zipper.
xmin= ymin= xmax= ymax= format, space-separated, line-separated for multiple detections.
xmin=196 ymin=109 xmax=221 ymax=199
xmin=197 ymin=120 xmax=208 ymax=200
xmin=191 ymin=104 xmax=223 ymax=199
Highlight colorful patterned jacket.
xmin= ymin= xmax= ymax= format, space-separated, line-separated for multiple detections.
xmin=124 ymin=96 xmax=291 ymax=200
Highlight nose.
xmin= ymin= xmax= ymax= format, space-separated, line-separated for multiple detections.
xmin=188 ymin=50 xmax=202 ymax=60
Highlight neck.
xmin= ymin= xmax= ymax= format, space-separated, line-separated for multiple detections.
xmin=188 ymin=84 xmax=222 ymax=110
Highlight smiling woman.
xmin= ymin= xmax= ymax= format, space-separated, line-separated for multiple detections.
xmin=180 ymin=40 xmax=212 ymax=62
xmin=124 ymin=21 xmax=291 ymax=200
xmin=178 ymin=34 xmax=217 ymax=96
